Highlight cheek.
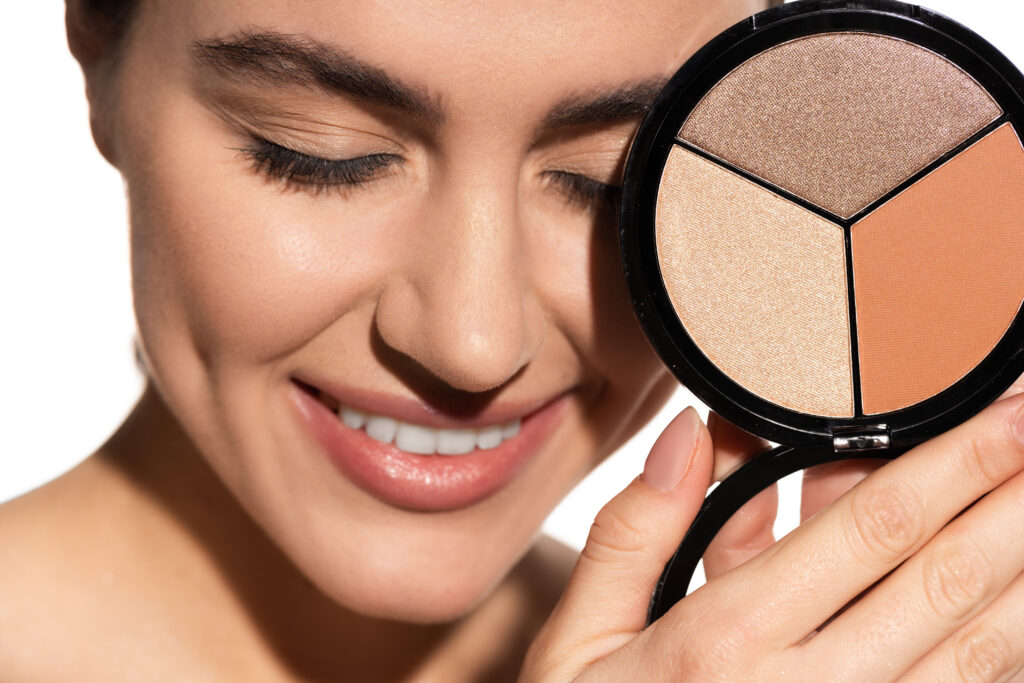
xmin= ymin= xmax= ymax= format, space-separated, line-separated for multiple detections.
xmin=124 ymin=108 xmax=415 ymax=369
xmin=524 ymin=204 xmax=670 ymax=466
xmin=590 ymin=225 xmax=662 ymax=379
xmin=530 ymin=209 xmax=663 ymax=390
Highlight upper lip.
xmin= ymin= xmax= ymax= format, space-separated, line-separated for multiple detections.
xmin=292 ymin=374 xmax=574 ymax=429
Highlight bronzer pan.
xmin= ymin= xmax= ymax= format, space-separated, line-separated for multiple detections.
xmin=618 ymin=0 xmax=1024 ymax=624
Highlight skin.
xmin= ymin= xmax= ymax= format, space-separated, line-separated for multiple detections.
xmin=2 ymin=0 xmax=1024 ymax=681
xmin=1 ymin=0 xmax=760 ymax=680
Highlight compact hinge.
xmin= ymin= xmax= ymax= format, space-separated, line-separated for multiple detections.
xmin=832 ymin=424 xmax=891 ymax=452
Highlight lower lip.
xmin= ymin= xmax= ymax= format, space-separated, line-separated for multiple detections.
xmin=289 ymin=383 xmax=570 ymax=511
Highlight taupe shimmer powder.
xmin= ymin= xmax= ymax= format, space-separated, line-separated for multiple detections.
xmin=656 ymin=146 xmax=854 ymax=417
xmin=680 ymin=32 xmax=1002 ymax=218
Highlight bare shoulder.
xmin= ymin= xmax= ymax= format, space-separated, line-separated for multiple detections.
xmin=0 ymin=470 xmax=90 ymax=680
xmin=0 ymin=458 xmax=164 ymax=682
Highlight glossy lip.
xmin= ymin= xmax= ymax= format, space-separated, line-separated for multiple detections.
xmin=288 ymin=380 xmax=572 ymax=511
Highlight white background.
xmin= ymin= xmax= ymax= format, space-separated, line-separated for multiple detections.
xmin=2 ymin=1 xmax=1022 ymax=557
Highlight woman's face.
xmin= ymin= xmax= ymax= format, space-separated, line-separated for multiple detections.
xmin=105 ymin=0 xmax=765 ymax=621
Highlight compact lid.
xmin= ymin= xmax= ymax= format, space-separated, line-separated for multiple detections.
xmin=620 ymin=0 xmax=1024 ymax=449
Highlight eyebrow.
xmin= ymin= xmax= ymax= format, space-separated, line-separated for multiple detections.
xmin=540 ymin=79 xmax=669 ymax=129
xmin=192 ymin=30 xmax=667 ymax=131
xmin=192 ymin=31 xmax=445 ymax=124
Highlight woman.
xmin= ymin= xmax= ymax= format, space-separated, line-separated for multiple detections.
xmin=2 ymin=0 xmax=1024 ymax=679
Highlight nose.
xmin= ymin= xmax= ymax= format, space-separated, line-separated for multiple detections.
xmin=374 ymin=159 xmax=546 ymax=394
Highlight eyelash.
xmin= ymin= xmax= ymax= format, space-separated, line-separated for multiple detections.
xmin=240 ymin=139 xmax=400 ymax=190
xmin=542 ymin=170 xmax=621 ymax=211
xmin=240 ymin=138 xmax=620 ymax=210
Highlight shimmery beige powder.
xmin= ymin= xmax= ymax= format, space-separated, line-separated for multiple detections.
xmin=680 ymin=32 xmax=1002 ymax=218
xmin=656 ymin=145 xmax=854 ymax=416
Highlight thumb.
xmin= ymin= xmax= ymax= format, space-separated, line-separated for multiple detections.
xmin=530 ymin=408 xmax=713 ymax=676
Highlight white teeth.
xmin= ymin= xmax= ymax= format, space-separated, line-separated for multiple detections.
xmin=336 ymin=403 xmax=524 ymax=456
xmin=437 ymin=428 xmax=478 ymax=456
xmin=365 ymin=415 xmax=398 ymax=444
xmin=502 ymin=419 xmax=520 ymax=439
xmin=339 ymin=406 xmax=366 ymax=430
xmin=476 ymin=425 xmax=503 ymax=450
xmin=394 ymin=422 xmax=438 ymax=455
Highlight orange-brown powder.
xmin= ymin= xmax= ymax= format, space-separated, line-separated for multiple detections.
xmin=852 ymin=123 xmax=1024 ymax=414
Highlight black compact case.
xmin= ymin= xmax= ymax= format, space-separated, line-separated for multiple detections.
xmin=617 ymin=0 xmax=1024 ymax=625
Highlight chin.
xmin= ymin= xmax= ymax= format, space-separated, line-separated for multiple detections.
xmin=297 ymin=530 xmax=517 ymax=624
xmin=339 ymin=581 xmax=494 ymax=625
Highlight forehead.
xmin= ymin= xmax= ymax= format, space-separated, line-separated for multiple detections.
xmin=140 ymin=0 xmax=758 ymax=118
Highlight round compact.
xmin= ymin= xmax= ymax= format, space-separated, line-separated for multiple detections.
xmin=619 ymin=0 xmax=1024 ymax=624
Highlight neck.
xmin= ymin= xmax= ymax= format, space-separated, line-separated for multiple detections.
xmin=95 ymin=382 xmax=528 ymax=681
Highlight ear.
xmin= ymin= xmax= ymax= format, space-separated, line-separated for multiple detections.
xmin=65 ymin=0 xmax=121 ymax=165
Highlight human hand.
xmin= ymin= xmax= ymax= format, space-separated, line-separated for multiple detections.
xmin=521 ymin=390 xmax=1024 ymax=682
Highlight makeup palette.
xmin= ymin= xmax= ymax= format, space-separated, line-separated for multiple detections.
xmin=618 ymin=0 xmax=1024 ymax=624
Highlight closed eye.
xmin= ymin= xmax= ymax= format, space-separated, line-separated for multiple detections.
xmin=238 ymin=139 xmax=620 ymax=210
xmin=238 ymin=138 xmax=402 ymax=191
xmin=543 ymin=170 xmax=620 ymax=211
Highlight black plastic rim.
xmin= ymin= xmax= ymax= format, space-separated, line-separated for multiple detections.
xmin=619 ymin=0 xmax=1024 ymax=449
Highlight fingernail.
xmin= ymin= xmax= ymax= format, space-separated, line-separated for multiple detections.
xmin=643 ymin=407 xmax=702 ymax=492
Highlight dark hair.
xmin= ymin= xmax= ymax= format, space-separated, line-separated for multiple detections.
xmin=80 ymin=0 xmax=139 ymax=55
xmin=82 ymin=0 xmax=137 ymax=24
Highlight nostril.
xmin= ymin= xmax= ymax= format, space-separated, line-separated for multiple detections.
xmin=368 ymin=318 xmax=518 ymax=401
xmin=419 ymin=328 xmax=531 ymax=394
xmin=373 ymin=279 xmax=543 ymax=394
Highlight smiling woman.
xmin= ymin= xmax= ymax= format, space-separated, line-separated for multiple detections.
xmin=8 ymin=1 xmax=1024 ymax=682
xmin=4 ymin=1 xmax=763 ymax=679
